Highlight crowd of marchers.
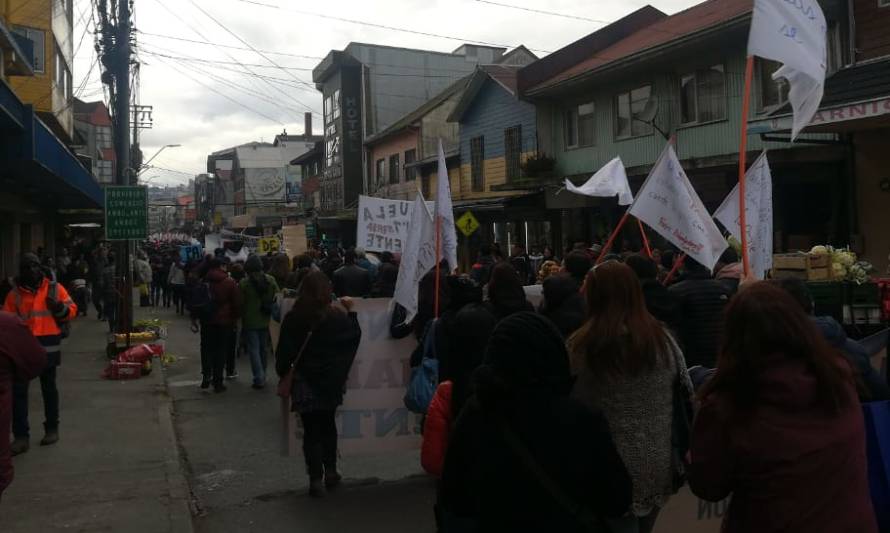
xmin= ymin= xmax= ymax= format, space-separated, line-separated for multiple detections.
xmin=1 ymin=240 xmax=886 ymax=533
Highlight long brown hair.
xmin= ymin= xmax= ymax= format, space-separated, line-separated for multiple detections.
xmin=567 ymin=261 xmax=669 ymax=376
xmin=699 ymin=282 xmax=853 ymax=414
xmin=287 ymin=270 xmax=337 ymax=328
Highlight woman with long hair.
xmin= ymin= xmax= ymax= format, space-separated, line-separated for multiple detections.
xmin=440 ymin=312 xmax=631 ymax=531
xmin=484 ymin=262 xmax=533 ymax=321
xmin=275 ymin=270 xmax=361 ymax=497
xmin=568 ymin=261 xmax=691 ymax=533
xmin=690 ymin=282 xmax=877 ymax=532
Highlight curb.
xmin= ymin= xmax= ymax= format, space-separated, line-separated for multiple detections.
xmin=154 ymin=365 xmax=198 ymax=533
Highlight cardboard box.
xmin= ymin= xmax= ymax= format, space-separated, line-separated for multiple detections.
xmin=807 ymin=267 xmax=832 ymax=281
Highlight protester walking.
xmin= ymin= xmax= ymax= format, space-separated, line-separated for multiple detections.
xmin=168 ymin=259 xmax=186 ymax=315
xmin=469 ymin=244 xmax=497 ymax=286
xmin=568 ymin=261 xmax=691 ymax=533
xmin=101 ymin=254 xmax=118 ymax=332
xmin=239 ymin=255 xmax=279 ymax=389
xmin=668 ymin=258 xmax=731 ymax=367
xmin=0 ymin=312 xmax=47 ymax=499
xmin=332 ymin=249 xmax=372 ymax=298
xmin=5 ymin=253 xmax=77 ymax=454
xmin=191 ymin=258 xmax=241 ymax=392
xmin=275 ymin=271 xmax=361 ymax=497
xmin=538 ymin=251 xmax=590 ymax=338
xmin=421 ymin=303 xmax=496 ymax=477
xmin=689 ymin=282 xmax=877 ymax=533
xmin=439 ymin=312 xmax=631 ymax=532
xmin=372 ymin=251 xmax=398 ymax=298
xmin=484 ymin=262 xmax=533 ymax=321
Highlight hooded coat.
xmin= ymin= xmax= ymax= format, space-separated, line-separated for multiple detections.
xmin=0 ymin=312 xmax=47 ymax=497
xmin=689 ymin=356 xmax=877 ymax=533
xmin=440 ymin=313 xmax=631 ymax=532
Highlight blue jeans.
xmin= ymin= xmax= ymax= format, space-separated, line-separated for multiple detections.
xmin=244 ymin=328 xmax=269 ymax=385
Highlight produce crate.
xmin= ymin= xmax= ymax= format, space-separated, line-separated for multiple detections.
xmin=807 ymin=282 xmax=846 ymax=323
xmin=772 ymin=253 xmax=834 ymax=281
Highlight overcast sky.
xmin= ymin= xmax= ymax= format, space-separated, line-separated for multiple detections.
xmin=72 ymin=0 xmax=701 ymax=186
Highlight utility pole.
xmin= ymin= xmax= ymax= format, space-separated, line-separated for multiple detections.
xmin=112 ymin=0 xmax=133 ymax=334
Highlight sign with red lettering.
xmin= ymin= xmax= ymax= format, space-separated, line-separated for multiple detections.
xmin=749 ymin=96 xmax=890 ymax=134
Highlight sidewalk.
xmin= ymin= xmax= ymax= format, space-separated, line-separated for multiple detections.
xmin=0 ymin=308 xmax=193 ymax=533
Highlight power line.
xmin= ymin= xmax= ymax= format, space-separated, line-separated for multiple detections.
xmin=208 ymin=0 xmax=553 ymax=54
xmin=138 ymin=48 xmax=313 ymax=71
xmin=136 ymin=30 xmax=324 ymax=60
xmin=473 ymin=0 xmax=604 ymax=23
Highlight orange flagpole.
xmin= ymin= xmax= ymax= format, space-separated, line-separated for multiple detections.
xmin=434 ymin=215 xmax=441 ymax=318
xmin=637 ymin=218 xmax=652 ymax=259
xmin=737 ymin=55 xmax=755 ymax=279
xmin=596 ymin=211 xmax=631 ymax=265
xmin=663 ymin=253 xmax=686 ymax=286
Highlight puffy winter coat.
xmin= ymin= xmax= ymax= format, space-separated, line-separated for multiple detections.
xmin=668 ymin=274 xmax=731 ymax=367
xmin=421 ymin=381 xmax=453 ymax=477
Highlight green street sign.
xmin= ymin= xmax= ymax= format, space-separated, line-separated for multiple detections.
xmin=105 ymin=186 xmax=148 ymax=240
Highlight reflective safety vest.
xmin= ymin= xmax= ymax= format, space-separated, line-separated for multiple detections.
xmin=3 ymin=278 xmax=76 ymax=353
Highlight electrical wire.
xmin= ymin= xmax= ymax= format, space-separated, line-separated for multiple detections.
xmin=136 ymin=30 xmax=324 ymax=60
xmin=206 ymin=0 xmax=553 ymax=54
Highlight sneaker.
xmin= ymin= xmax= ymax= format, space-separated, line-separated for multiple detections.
xmin=213 ymin=383 xmax=227 ymax=393
xmin=225 ymin=372 xmax=238 ymax=380
xmin=40 ymin=430 xmax=59 ymax=446
xmin=308 ymin=478 xmax=326 ymax=498
xmin=325 ymin=471 xmax=342 ymax=489
xmin=10 ymin=437 xmax=29 ymax=456
xmin=200 ymin=378 xmax=211 ymax=390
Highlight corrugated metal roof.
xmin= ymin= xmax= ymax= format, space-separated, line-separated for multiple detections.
xmin=529 ymin=0 xmax=752 ymax=93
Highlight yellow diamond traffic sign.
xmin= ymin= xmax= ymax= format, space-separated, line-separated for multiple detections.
xmin=456 ymin=210 xmax=480 ymax=237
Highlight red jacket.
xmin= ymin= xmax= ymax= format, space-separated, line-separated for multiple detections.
xmin=689 ymin=356 xmax=878 ymax=533
xmin=203 ymin=268 xmax=241 ymax=326
xmin=0 ymin=312 xmax=48 ymax=497
xmin=421 ymin=381 xmax=453 ymax=478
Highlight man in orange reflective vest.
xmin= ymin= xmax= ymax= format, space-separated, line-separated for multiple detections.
xmin=4 ymin=253 xmax=77 ymax=455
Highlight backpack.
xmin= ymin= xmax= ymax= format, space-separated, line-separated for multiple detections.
xmin=404 ymin=319 xmax=440 ymax=414
xmin=188 ymin=281 xmax=217 ymax=321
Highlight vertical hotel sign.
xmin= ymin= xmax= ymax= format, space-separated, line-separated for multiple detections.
xmin=105 ymin=186 xmax=148 ymax=240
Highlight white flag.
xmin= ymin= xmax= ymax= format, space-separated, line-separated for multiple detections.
xmin=435 ymin=139 xmax=458 ymax=272
xmin=714 ymin=152 xmax=773 ymax=280
xmin=748 ymin=0 xmax=826 ymax=140
xmin=629 ymin=144 xmax=728 ymax=271
xmin=564 ymin=156 xmax=633 ymax=206
xmin=393 ymin=192 xmax=437 ymax=323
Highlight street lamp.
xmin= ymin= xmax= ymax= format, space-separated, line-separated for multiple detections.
xmin=138 ymin=144 xmax=181 ymax=176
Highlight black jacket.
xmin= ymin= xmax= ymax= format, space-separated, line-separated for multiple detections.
xmin=640 ymin=279 xmax=682 ymax=334
xmin=538 ymin=274 xmax=586 ymax=338
xmin=668 ymin=274 xmax=731 ymax=367
xmin=275 ymin=307 xmax=361 ymax=409
xmin=332 ymin=264 xmax=372 ymax=297
xmin=440 ymin=395 xmax=631 ymax=532
xmin=372 ymin=261 xmax=398 ymax=297
xmin=813 ymin=316 xmax=890 ymax=401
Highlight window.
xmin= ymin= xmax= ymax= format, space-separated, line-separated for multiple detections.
xmin=680 ymin=65 xmax=726 ymax=124
xmin=470 ymin=136 xmax=484 ymax=192
xmin=54 ymin=42 xmax=72 ymax=101
xmin=375 ymin=158 xmax=385 ymax=187
xmin=505 ymin=125 xmax=522 ymax=182
xmin=565 ymin=103 xmax=595 ymax=149
xmin=389 ymin=153 xmax=400 ymax=184
xmin=615 ymin=85 xmax=652 ymax=138
xmin=324 ymin=95 xmax=333 ymax=124
xmin=325 ymin=123 xmax=340 ymax=167
xmin=12 ymin=26 xmax=46 ymax=73
xmin=404 ymin=149 xmax=416 ymax=180
xmin=96 ymin=126 xmax=112 ymax=148
xmin=332 ymin=89 xmax=341 ymax=120
xmin=758 ymin=59 xmax=790 ymax=112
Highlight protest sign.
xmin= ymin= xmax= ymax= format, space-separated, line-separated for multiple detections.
xmin=204 ymin=233 xmax=221 ymax=253
xmin=357 ymin=195 xmax=433 ymax=254
xmin=629 ymin=145 xmax=728 ymax=270
xmin=714 ymin=152 xmax=773 ymax=279
xmin=281 ymin=298 xmax=422 ymax=457
xmin=258 ymin=236 xmax=281 ymax=255
xmin=281 ymin=224 xmax=307 ymax=258
xmin=179 ymin=244 xmax=203 ymax=263
xmin=653 ymin=488 xmax=728 ymax=533
xmin=748 ymin=0 xmax=826 ymax=140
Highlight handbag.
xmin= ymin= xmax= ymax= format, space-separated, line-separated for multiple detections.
xmin=277 ymin=330 xmax=314 ymax=399
xmin=501 ymin=421 xmax=613 ymax=533
xmin=669 ymin=337 xmax=694 ymax=492
xmin=863 ymin=400 xmax=890 ymax=531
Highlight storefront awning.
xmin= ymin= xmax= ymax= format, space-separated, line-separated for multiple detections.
xmin=1 ymin=80 xmax=104 ymax=210
xmin=452 ymin=192 xmax=541 ymax=213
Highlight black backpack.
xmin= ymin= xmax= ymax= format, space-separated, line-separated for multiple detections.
xmin=188 ymin=281 xmax=217 ymax=321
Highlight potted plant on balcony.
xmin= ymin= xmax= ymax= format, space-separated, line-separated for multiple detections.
xmin=521 ymin=153 xmax=556 ymax=178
